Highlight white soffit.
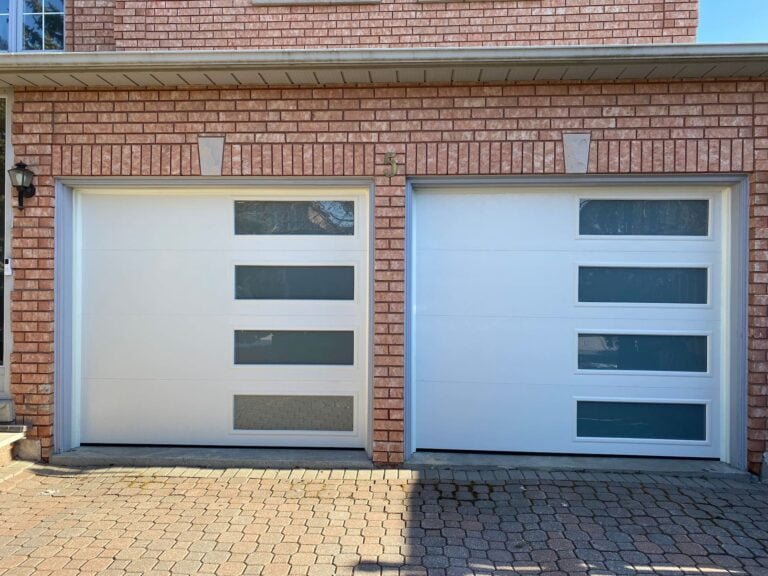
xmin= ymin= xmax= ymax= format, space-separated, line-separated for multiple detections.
xmin=0 ymin=44 xmax=766 ymax=88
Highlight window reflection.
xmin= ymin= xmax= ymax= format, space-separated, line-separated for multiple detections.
xmin=235 ymin=201 xmax=354 ymax=235
xmin=579 ymin=199 xmax=709 ymax=236
xmin=578 ymin=334 xmax=707 ymax=372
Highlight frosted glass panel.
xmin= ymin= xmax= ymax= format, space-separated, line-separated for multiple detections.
xmin=234 ymin=395 xmax=354 ymax=431
xmin=577 ymin=401 xmax=706 ymax=441
xmin=235 ymin=201 xmax=354 ymax=235
xmin=578 ymin=334 xmax=707 ymax=372
xmin=236 ymin=266 xmax=354 ymax=300
xmin=579 ymin=199 xmax=708 ymax=236
xmin=235 ymin=330 xmax=354 ymax=365
xmin=579 ymin=267 xmax=707 ymax=304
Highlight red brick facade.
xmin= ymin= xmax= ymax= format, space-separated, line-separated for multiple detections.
xmin=65 ymin=0 xmax=698 ymax=52
xmin=9 ymin=79 xmax=768 ymax=472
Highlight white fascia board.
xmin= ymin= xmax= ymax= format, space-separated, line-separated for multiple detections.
xmin=0 ymin=43 xmax=766 ymax=87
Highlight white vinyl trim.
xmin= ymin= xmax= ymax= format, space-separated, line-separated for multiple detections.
xmin=58 ymin=179 xmax=373 ymax=452
xmin=0 ymin=91 xmax=12 ymax=398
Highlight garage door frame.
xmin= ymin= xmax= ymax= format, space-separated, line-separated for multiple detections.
xmin=54 ymin=178 xmax=375 ymax=455
xmin=405 ymin=175 xmax=749 ymax=469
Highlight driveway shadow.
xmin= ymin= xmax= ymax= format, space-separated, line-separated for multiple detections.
xmin=352 ymin=469 xmax=764 ymax=576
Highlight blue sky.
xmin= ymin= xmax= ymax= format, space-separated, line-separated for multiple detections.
xmin=698 ymin=0 xmax=768 ymax=43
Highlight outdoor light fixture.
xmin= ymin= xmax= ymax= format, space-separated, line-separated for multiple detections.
xmin=8 ymin=162 xmax=36 ymax=210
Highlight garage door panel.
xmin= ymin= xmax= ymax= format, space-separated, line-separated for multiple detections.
xmin=82 ymin=378 xmax=365 ymax=446
xmin=415 ymin=323 xmax=717 ymax=393
xmin=82 ymin=314 xmax=232 ymax=380
xmin=415 ymin=379 xmax=719 ymax=456
xmin=414 ymin=251 xmax=567 ymax=316
xmin=82 ymin=250 xmax=230 ymax=315
xmin=83 ymin=315 xmax=366 ymax=381
xmin=78 ymin=188 xmax=369 ymax=448
xmin=82 ymin=195 xmax=234 ymax=250
xmin=414 ymin=316 xmax=574 ymax=385
xmin=81 ymin=378 xmax=229 ymax=444
xmin=414 ymin=380 xmax=570 ymax=451
xmin=413 ymin=186 xmax=726 ymax=459
xmin=414 ymin=192 xmax=575 ymax=251
xmin=83 ymin=252 xmax=368 ymax=318
xmin=415 ymin=252 xmax=720 ymax=321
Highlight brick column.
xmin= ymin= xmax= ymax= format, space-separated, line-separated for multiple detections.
xmin=371 ymin=149 xmax=406 ymax=465
xmin=751 ymin=86 xmax=768 ymax=475
xmin=10 ymin=95 xmax=56 ymax=461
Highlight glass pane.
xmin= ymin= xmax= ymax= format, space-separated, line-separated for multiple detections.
xmin=579 ymin=199 xmax=709 ymax=236
xmin=578 ymin=334 xmax=707 ymax=372
xmin=23 ymin=0 xmax=42 ymax=12
xmin=577 ymin=401 xmax=706 ymax=441
xmin=236 ymin=265 xmax=354 ymax=300
xmin=44 ymin=0 xmax=63 ymax=12
xmin=234 ymin=395 xmax=353 ymax=431
xmin=235 ymin=330 xmax=354 ymax=365
xmin=43 ymin=13 xmax=63 ymax=50
xmin=235 ymin=201 xmax=354 ymax=235
xmin=23 ymin=14 xmax=43 ymax=50
xmin=579 ymin=267 xmax=708 ymax=304
xmin=0 ymin=2 xmax=9 ymax=14
xmin=0 ymin=16 xmax=8 ymax=51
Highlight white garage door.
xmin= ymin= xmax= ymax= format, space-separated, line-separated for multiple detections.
xmin=412 ymin=186 xmax=727 ymax=459
xmin=77 ymin=187 xmax=369 ymax=448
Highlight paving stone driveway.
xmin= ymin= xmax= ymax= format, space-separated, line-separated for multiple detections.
xmin=0 ymin=466 xmax=767 ymax=576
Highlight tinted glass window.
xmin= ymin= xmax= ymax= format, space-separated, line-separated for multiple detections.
xmin=577 ymin=401 xmax=706 ymax=441
xmin=579 ymin=200 xmax=709 ymax=236
xmin=235 ymin=201 xmax=354 ymax=235
xmin=578 ymin=334 xmax=707 ymax=372
xmin=579 ymin=267 xmax=707 ymax=304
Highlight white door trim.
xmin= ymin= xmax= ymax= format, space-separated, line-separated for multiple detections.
xmin=0 ymin=90 xmax=14 ymax=405
xmin=55 ymin=179 xmax=375 ymax=454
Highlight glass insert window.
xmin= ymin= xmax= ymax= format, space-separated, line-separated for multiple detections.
xmin=235 ymin=201 xmax=354 ymax=235
xmin=22 ymin=0 xmax=63 ymax=51
xmin=236 ymin=265 xmax=354 ymax=301
xmin=579 ymin=267 xmax=708 ymax=304
xmin=579 ymin=199 xmax=709 ymax=236
xmin=0 ymin=2 xmax=9 ymax=50
xmin=577 ymin=401 xmax=706 ymax=441
xmin=233 ymin=395 xmax=354 ymax=431
xmin=578 ymin=334 xmax=707 ymax=372
xmin=234 ymin=330 xmax=354 ymax=365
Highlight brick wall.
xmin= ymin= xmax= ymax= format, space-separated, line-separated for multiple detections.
xmin=11 ymin=78 xmax=766 ymax=472
xmin=64 ymin=0 xmax=698 ymax=52
xmin=67 ymin=0 xmax=116 ymax=52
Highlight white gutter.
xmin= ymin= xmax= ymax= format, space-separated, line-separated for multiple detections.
xmin=0 ymin=43 xmax=766 ymax=88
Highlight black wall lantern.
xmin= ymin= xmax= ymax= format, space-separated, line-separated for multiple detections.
xmin=8 ymin=162 xmax=36 ymax=210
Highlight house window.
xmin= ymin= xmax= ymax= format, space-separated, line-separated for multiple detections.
xmin=0 ymin=0 xmax=64 ymax=52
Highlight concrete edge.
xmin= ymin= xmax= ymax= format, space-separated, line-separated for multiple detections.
xmin=405 ymin=453 xmax=751 ymax=480
xmin=50 ymin=448 xmax=375 ymax=470
xmin=403 ymin=464 xmax=751 ymax=480
xmin=0 ymin=460 xmax=32 ymax=484
xmin=0 ymin=432 xmax=25 ymax=449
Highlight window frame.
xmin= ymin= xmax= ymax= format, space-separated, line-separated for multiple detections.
xmin=2 ymin=0 xmax=65 ymax=53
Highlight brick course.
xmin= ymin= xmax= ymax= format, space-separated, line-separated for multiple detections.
xmin=67 ymin=0 xmax=116 ymax=52
xmin=9 ymin=79 xmax=768 ymax=472
xmin=64 ymin=0 xmax=698 ymax=52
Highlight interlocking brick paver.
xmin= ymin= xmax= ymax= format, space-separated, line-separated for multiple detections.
xmin=0 ymin=466 xmax=766 ymax=575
